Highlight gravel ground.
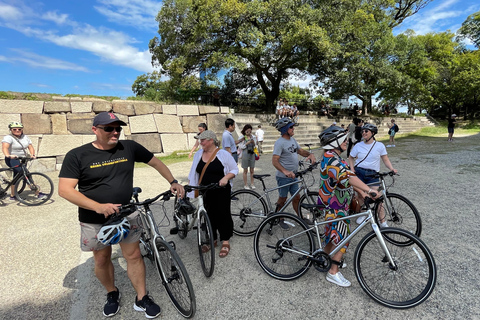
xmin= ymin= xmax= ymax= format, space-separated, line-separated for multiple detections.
xmin=1 ymin=131 xmax=479 ymax=320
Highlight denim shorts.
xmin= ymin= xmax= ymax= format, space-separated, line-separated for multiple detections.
xmin=354 ymin=167 xmax=380 ymax=186
xmin=276 ymin=176 xmax=300 ymax=198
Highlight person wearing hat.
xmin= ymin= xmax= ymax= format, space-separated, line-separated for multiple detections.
xmin=448 ymin=114 xmax=457 ymax=142
xmin=2 ymin=121 xmax=37 ymax=201
xmin=188 ymin=130 xmax=238 ymax=258
xmin=272 ymin=118 xmax=316 ymax=223
xmin=58 ymin=112 xmax=184 ymax=318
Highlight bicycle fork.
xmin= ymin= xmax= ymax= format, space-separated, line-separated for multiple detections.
xmin=371 ymin=224 xmax=397 ymax=270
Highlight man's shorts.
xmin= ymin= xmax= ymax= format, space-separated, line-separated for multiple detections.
xmin=80 ymin=211 xmax=143 ymax=251
xmin=354 ymin=167 xmax=380 ymax=186
xmin=448 ymin=127 xmax=454 ymax=134
xmin=276 ymin=176 xmax=300 ymax=198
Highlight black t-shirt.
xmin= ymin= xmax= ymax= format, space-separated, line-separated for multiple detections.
xmin=196 ymin=157 xmax=225 ymax=185
xmin=59 ymin=140 xmax=153 ymax=224
xmin=448 ymin=118 xmax=456 ymax=128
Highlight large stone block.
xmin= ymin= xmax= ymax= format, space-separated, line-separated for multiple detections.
xmin=44 ymin=101 xmax=71 ymax=113
xmin=220 ymin=107 xmax=230 ymax=114
xmin=68 ymin=119 xmax=94 ymax=134
xmin=92 ymin=101 xmax=112 ymax=112
xmin=199 ymin=105 xmax=220 ymax=114
xmin=112 ymin=101 xmax=136 ymax=116
xmin=51 ymin=114 xmax=69 ymax=135
xmin=0 ymin=114 xmax=21 ymax=136
xmin=28 ymin=157 xmax=57 ymax=173
xmin=153 ymin=114 xmax=183 ymax=133
xmin=129 ymin=133 xmax=163 ymax=153
xmin=176 ymin=105 xmax=199 ymax=116
xmin=22 ymin=114 xmax=52 ymax=134
xmin=37 ymin=135 xmax=85 ymax=156
xmin=187 ymin=133 xmax=197 ymax=149
xmin=160 ymin=134 xmax=188 ymax=153
xmin=181 ymin=116 xmax=207 ymax=133
xmin=206 ymin=114 xmax=228 ymax=134
xmin=162 ymin=105 xmax=177 ymax=115
xmin=71 ymin=102 xmax=92 ymax=113
xmin=0 ymin=100 xmax=44 ymax=114
xmin=29 ymin=135 xmax=41 ymax=156
xmin=134 ymin=102 xmax=163 ymax=115
xmin=129 ymin=114 xmax=158 ymax=133
xmin=52 ymin=96 xmax=69 ymax=101
xmin=66 ymin=112 xmax=96 ymax=120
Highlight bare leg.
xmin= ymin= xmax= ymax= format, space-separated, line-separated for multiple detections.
xmin=93 ymin=246 xmax=116 ymax=293
xmin=243 ymin=168 xmax=248 ymax=186
xmin=250 ymin=167 xmax=255 ymax=186
xmin=119 ymin=241 xmax=147 ymax=299
xmin=291 ymin=194 xmax=301 ymax=216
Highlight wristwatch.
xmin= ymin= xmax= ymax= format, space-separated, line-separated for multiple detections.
xmin=170 ymin=179 xmax=178 ymax=185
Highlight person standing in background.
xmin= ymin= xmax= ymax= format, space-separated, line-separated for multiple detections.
xmin=448 ymin=114 xmax=456 ymax=142
xmin=222 ymin=118 xmax=243 ymax=163
xmin=255 ymin=125 xmax=264 ymax=154
xmin=188 ymin=123 xmax=207 ymax=158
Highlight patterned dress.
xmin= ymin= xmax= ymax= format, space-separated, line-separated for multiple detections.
xmin=318 ymin=150 xmax=356 ymax=253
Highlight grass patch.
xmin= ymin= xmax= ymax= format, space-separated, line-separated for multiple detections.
xmin=135 ymin=151 xmax=191 ymax=168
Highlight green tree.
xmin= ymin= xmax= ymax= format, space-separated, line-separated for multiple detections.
xmin=457 ymin=10 xmax=480 ymax=48
xmin=149 ymin=0 xmax=334 ymax=109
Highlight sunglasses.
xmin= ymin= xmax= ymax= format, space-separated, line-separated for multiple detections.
xmin=12 ymin=128 xmax=23 ymax=131
xmin=362 ymin=129 xmax=370 ymax=133
xmin=97 ymin=126 xmax=122 ymax=133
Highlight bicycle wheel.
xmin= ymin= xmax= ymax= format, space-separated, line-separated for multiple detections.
xmin=154 ymin=238 xmax=196 ymax=318
xmin=231 ymin=189 xmax=268 ymax=236
xmin=297 ymin=191 xmax=320 ymax=223
xmin=173 ymin=198 xmax=188 ymax=239
xmin=14 ymin=172 xmax=54 ymax=206
xmin=374 ymin=193 xmax=422 ymax=245
xmin=197 ymin=210 xmax=215 ymax=277
xmin=254 ymin=213 xmax=314 ymax=280
xmin=354 ymin=228 xmax=436 ymax=309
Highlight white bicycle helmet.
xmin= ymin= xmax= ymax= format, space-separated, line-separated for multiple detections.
xmin=275 ymin=117 xmax=294 ymax=131
xmin=318 ymin=126 xmax=348 ymax=150
xmin=8 ymin=121 xmax=24 ymax=129
xmin=97 ymin=217 xmax=131 ymax=245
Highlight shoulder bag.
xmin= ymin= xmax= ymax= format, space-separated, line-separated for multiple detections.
xmin=195 ymin=148 xmax=219 ymax=198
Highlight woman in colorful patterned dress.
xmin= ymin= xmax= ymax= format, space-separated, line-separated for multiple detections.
xmin=318 ymin=126 xmax=378 ymax=287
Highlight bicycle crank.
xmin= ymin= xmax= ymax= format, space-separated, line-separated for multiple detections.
xmin=312 ymin=252 xmax=331 ymax=272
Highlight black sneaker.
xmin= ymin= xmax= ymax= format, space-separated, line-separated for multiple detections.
xmin=103 ymin=287 xmax=121 ymax=317
xmin=134 ymin=294 xmax=161 ymax=319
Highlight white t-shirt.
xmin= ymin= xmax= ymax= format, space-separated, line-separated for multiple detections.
xmin=350 ymin=141 xmax=387 ymax=172
xmin=255 ymin=129 xmax=264 ymax=142
xmin=2 ymin=134 xmax=32 ymax=156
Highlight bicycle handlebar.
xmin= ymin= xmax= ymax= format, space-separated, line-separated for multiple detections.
xmin=365 ymin=171 xmax=398 ymax=179
xmin=184 ymin=183 xmax=221 ymax=193
xmin=295 ymin=161 xmax=320 ymax=178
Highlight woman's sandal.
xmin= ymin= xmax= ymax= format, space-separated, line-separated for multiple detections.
xmin=219 ymin=242 xmax=230 ymax=258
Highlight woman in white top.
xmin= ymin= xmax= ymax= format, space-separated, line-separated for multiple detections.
xmin=2 ymin=121 xmax=36 ymax=200
xmin=348 ymin=123 xmax=397 ymax=225
xmin=188 ymin=123 xmax=207 ymax=158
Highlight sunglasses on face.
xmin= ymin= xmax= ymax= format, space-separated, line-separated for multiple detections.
xmin=97 ymin=126 xmax=122 ymax=133
xmin=12 ymin=128 xmax=23 ymax=131
xmin=362 ymin=129 xmax=370 ymax=133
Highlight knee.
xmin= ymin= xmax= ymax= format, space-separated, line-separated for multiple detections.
xmin=121 ymin=244 xmax=143 ymax=262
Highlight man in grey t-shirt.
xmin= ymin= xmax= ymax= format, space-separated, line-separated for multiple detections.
xmin=272 ymin=118 xmax=315 ymax=219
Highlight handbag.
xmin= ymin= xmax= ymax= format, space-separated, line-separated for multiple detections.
xmin=195 ymin=148 xmax=219 ymax=198
xmin=254 ymin=146 xmax=260 ymax=160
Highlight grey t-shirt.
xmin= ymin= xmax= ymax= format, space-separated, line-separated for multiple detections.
xmin=273 ymin=136 xmax=300 ymax=178
xmin=2 ymin=134 xmax=32 ymax=156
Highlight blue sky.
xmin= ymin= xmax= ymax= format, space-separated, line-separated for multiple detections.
xmin=0 ymin=0 xmax=479 ymax=99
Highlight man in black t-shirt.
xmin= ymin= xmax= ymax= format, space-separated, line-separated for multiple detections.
xmin=59 ymin=112 xmax=184 ymax=318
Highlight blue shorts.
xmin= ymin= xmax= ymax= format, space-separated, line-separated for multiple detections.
xmin=276 ymin=177 xmax=300 ymax=198
xmin=5 ymin=158 xmax=22 ymax=176
xmin=448 ymin=127 xmax=454 ymax=134
xmin=354 ymin=167 xmax=380 ymax=186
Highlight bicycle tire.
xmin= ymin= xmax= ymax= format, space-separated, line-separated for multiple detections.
xmin=231 ymin=189 xmax=268 ymax=236
xmin=254 ymin=213 xmax=314 ymax=280
xmin=297 ymin=191 xmax=320 ymax=223
xmin=354 ymin=228 xmax=436 ymax=309
xmin=197 ymin=210 xmax=215 ymax=277
xmin=14 ymin=172 xmax=54 ymax=206
xmin=374 ymin=193 xmax=422 ymax=245
xmin=154 ymin=238 xmax=196 ymax=318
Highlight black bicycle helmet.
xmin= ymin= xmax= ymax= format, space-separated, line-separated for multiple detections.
xmin=275 ymin=117 xmax=294 ymax=131
xmin=362 ymin=123 xmax=378 ymax=135
xmin=175 ymin=197 xmax=196 ymax=216
xmin=318 ymin=126 xmax=348 ymax=150
xmin=97 ymin=217 xmax=131 ymax=245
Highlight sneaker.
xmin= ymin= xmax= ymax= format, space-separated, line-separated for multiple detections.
xmin=250 ymin=185 xmax=256 ymax=190
xmin=9 ymin=196 xmax=16 ymax=201
xmin=278 ymin=219 xmax=291 ymax=230
xmin=386 ymin=145 xmax=391 ymax=147
xmin=380 ymin=221 xmax=389 ymax=228
xmin=391 ymin=145 xmax=395 ymax=147
xmin=103 ymin=288 xmax=121 ymax=317
xmin=326 ymin=271 xmax=351 ymax=287
xmin=37 ymin=192 xmax=47 ymax=199
xmin=134 ymin=294 xmax=161 ymax=319
xmin=356 ymin=216 xmax=366 ymax=224
xmin=244 ymin=185 xmax=250 ymax=190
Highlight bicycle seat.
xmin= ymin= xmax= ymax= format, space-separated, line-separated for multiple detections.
xmin=304 ymin=143 xmax=313 ymax=147
xmin=253 ymin=174 xmax=271 ymax=180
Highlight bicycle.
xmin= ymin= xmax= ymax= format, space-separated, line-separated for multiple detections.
xmin=0 ymin=156 xmax=54 ymax=206
xmin=253 ymin=197 xmax=436 ymax=309
xmin=170 ymin=183 xmax=218 ymax=277
xmin=230 ymin=162 xmax=320 ymax=236
xmin=297 ymin=144 xmax=317 ymax=188
xmin=114 ymin=187 xmax=196 ymax=318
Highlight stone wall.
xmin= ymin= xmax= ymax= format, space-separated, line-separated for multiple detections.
xmin=0 ymin=98 xmax=232 ymax=172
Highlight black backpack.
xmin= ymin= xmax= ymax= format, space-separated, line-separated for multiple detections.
xmin=394 ymin=124 xmax=399 ymax=132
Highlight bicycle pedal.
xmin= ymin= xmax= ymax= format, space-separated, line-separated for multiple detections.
xmin=192 ymin=226 xmax=198 ymax=230
xmin=168 ymin=241 xmax=176 ymax=250
xmin=169 ymin=227 xmax=179 ymax=235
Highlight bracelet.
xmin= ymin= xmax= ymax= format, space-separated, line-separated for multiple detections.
xmin=170 ymin=179 xmax=178 ymax=185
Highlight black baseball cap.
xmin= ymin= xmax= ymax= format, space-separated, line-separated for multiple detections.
xmin=93 ymin=112 xmax=127 ymax=126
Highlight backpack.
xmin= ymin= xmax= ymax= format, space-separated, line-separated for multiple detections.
xmin=394 ymin=124 xmax=399 ymax=132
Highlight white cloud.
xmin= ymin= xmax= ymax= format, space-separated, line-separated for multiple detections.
xmin=42 ymin=11 xmax=73 ymax=26
xmin=0 ymin=3 xmax=24 ymax=21
xmin=94 ymin=0 xmax=163 ymax=30
xmin=30 ymin=82 xmax=53 ymax=88
xmin=6 ymin=49 xmax=89 ymax=71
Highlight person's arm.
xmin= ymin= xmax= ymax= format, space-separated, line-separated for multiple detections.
xmin=147 ymin=156 xmax=185 ymax=198
xmin=188 ymin=140 xmax=200 ymax=158
xmin=380 ymin=155 xmax=397 ymax=174
xmin=58 ymin=177 xmax=121 ymax=218
xmin=28 ymin=144 xmax=36 ymax=158
xmin=348 ymin=175 xmax=380 ymax=200
xmin=2 ymin=142 xmax=13 ymax=158
xmin=297 ymin=148 xmax=316 ymax=163
xmin=272 ymin=154 xmax=295 ymax=178
xmin=348 ymin=156 xmax=356 ymax=172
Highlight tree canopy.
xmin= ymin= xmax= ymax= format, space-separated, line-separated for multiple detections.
xmin=457 ymin=10 xmax=480 ymax=48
